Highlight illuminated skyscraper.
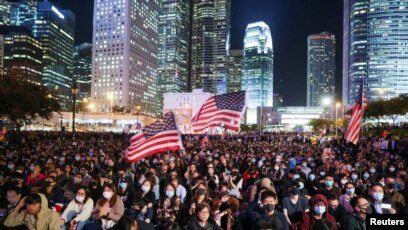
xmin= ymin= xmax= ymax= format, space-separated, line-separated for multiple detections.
xmin=91 ymin=0 xmax=159 ymax=115
xmin=343 ymin=0 xmax=368 ymax=105
xmin=227 ymin=49 xmax=242 ymax=93
xmin=73 ymin=43 xmax=92 ymax=102
xmin=307 ymin=32 xmax=336 ymax=107
xmin=9 ymin=0 xmax=37 ymax=28
xmin=0 ymin=1 xmax=10 ymax=25
xmin=33 ymin=1 xmax=75 ymax=110
xmin=0 ymin=26 xmax=42 ymax=85
xmin=157 ymin=0 xmax=191 ymax=114
xmin=242 ymin=21 xmax=273 ymax=124
xmin=344 ymin=0 xmax=408 ymax=104
xmin=191 ymin=0 xmax=231 ymax=94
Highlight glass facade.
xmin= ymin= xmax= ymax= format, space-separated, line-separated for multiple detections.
xmin=73 ymin=43 xmax=92 ymax=102
xmin=0 ymin=26 xmax=43 ymax=86
xmin=242 ymin=21 xmax=274 ymax=124
xmin=157 ymin=0 xmax=191 ymax=115
xmin=191 ymin=0 xmax=231 ymax=95
xmin=366 ymin=0 xmax=408 ymax=101
xmin=344 ymin=0 xmax=408 ymax=104
xmin=227 ymin=49 xmax=242 ymax=93
xmin=307 ymin=32 xmax=336 ymax=107
xmin=0 ymin=1 xmax=10 ymax=26
xmin=92 ymin=0 xmax=159 ymax=115
xmin=9 ymin=0 xmax=37 ymax=28
xmin=32 ymin=1 xmax=75 ymax=110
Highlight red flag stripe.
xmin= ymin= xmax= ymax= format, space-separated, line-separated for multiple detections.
xmin=127 ymin=131 xmax=180 ymax=151
xmin=126 ymin=144 xmax=181 ymax=162
xmin=193 ymin=120 xmax=240 ymax=133
xmin=126 ymin=138 xmax=180 ymax=158
xmin=130 ymin=133 xmax=145 ymax=144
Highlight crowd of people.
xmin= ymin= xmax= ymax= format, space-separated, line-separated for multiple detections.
xmin=0 ymin=130 xmax=407 ymax=230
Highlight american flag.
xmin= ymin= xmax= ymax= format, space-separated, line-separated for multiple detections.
xmin=346 ymin=78 xmax=367 ymax=144
xmin=125 ymin=112 xmax=183 ymax=162
xmin=191 ymin=91 xmax=246 ymax=133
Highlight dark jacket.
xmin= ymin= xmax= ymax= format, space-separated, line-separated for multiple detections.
xmin=346 ymin=213 xmax=365 ymax=230
xmin=300 ymin=194 xmax=337 ymax=230
xmin=187 ymin=218 xmax=222 ymax=230
xmin=329 ymin=204 xmax=349 ymax=230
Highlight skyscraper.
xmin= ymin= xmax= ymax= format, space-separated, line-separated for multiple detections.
xmin=0 ymin=1 xmax=10 ymax=26
xmin=0 ymin=26 xmax=43 ymax=85
xmin=242 ymin=21 xmax=274 ymax=124
xmin=343 ymin=0 xmax=368 ymax=105
xmin=191 ymin=0 xmax=231 ymax=95
xmin=9 ymin=0 xmax=38 ymax=28
xmin=344 ymin=0 xmax=408 ymax=104
xmin=91 ymin=0 xmax=159 ymax=115
xmin=227 ymin=49 xmax=242 ymax=93
xmin=157 ymin=0 xmax=191 ymax=114
xmin=33 ymin=1 xmax=75 ymax=110
xmin=366 ymin=0 xmax=408 ymax=101
xmin=307 ymin=32 xmax=336 ymax=107
xmin=73 ymin=43 xmax=92 ymax=102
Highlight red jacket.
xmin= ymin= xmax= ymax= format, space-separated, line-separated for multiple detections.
xmin=299 ymin=194 xmax=337 ymax=230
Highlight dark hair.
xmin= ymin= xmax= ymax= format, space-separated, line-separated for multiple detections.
xmin=261 ymin=190 xmax=277 ymax=202
xmin=327 ymin=194 xmax=338 ymax=201
xmin=98 ymin=183 xmax=118 ymax=207
xmin=195 ymin=202 xmax=211 ymax=216
xmin=109 ymin=215 xmax=136 ymax=230
xmin=26 ymin=193 xmax=42 ymax=204
xmin=76 ymin=186 xmax=91 ymax=204
xmin=344 ymin=182 xmax=355 ymax=188
xmin=7 ymin=185 xmax=22 ymax=195
xmin=370 ymin=183 xmax=384 ymax=191
xmin=350 ymin=196 xmax=365 ymax=210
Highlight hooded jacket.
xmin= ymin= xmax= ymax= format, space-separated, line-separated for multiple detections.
xmin=299 ymin=194 xmax=337 ymax=230
xmin=4 ymin=193 xmax=60 ymax=230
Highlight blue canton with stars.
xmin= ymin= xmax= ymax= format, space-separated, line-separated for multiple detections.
xmin=142 ymin=112 xmax=177 ymax=139
xmin=214 ymin=91 xmax=246 ymax=112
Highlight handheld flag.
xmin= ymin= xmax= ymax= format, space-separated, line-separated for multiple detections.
xmin=191 ymin=91 xmax=246 ymax=133
xmin=346 ymin=78 xmax=366 ymax=144
xmin=125 ymin=111 xmax=183 ymax=162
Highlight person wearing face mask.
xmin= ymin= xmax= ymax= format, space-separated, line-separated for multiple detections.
xmin=299 ymin=194 xmax=337 ymax=230
xmin=319 ymin=174 xmax=341 ymax=198
xmin=327 ymin=195 xmax=348 ymax=230
xmin=346 ymin=196 xmax=371 ymax=230
xmin=250 ymin=191 xmax=289 ymax=230
xmin=40 ymin=175 xmax=65 ymax=213
xmin=130 ymin=180 xmax=156 ymax=224
xmin=368 ymin=183 xmax=396 ymax=214
xmin=282 ymin=182 xmax=309 ymax=229
xmin=300 ymin=160 xmax=312 ymax=177
xmin=384 ymin=175 xmax=405 ymax=213
xmin=116 ymin=176 xmax=136 ymax=217
xmin=60 ymin=187 xmax=94 ymax=230
xmin=188 ymin=183 xmax=212 ymax=218
xmin=156 ymin=184 xmax=183 ymax=230
xmin=85 ymin=183 xmax=124 ymax=230
xmin=339 ymin=182 xmax=357 ymax=214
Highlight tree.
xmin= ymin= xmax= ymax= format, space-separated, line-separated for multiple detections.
xmin=112 ymin=105 xmax=126 ymax=113
xmin=0 ymin=75 xmax=60 ymax=130
xmin=308 ymin=119 xmax=334 ymax=132
xmin=240 ymin=124 xmax=250 ymax=132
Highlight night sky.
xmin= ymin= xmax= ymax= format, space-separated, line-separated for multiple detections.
xmin=52 ymin=0 xmax=343 ymax=106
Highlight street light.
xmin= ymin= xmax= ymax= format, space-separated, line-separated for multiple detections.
xmin=322 ymin=97 xmax=333 ymax=120
xmin=335 ymin=102 xmax=341 ymax=136
xmin=60 ymin=115 xmax=63 ymax=132
xmin=136 ymin=105 xmax=141 ymax=130
xmin=71 ymin=83 xmax=79 ymax=139
xmin=108 ymin=94 xmax=114 ymax=113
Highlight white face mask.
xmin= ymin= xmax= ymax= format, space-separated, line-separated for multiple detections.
xmin=76 ymin=195 xmax=85 ymax=203
xmin=103 ymin=191 xmax=113 ymax=199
